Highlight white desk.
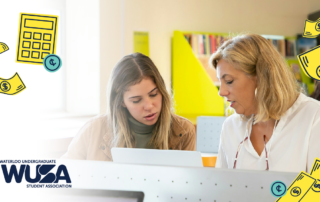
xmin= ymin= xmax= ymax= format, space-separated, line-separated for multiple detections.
xmin=57 ymin=159 xmax=297 ymax=202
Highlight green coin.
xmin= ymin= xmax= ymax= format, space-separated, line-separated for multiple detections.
xmin=43 ymin=54 xmax=62 ymax=73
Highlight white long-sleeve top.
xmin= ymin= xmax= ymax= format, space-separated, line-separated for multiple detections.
xmin=215 ymin=93 xmax=320 ymax=173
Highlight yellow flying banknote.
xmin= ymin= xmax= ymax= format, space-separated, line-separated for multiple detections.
xmin=0 ymin=73 xmax=26 ymax=95
xmin=303 ymin=18 xmax=320 ymax=38
xmin=297 ymin=45 xmax=320 ymax=81
xmin=302 ymin=158 xmax=320 ymax=201
xmin=276 ymin=172 xmax=316 ymax=202
xmin=310 ymin=158 xmax=320 ymax=179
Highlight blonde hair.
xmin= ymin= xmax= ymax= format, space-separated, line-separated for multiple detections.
xmin=210 ymin=34 xmax=301 ymax=123
xmin=106 ymin=53 xmax=174 ymax=149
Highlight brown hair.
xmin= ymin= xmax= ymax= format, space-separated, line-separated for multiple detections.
xmin=106 ymin=53 xmax=174 ymax=149
xmin=210 ymin=34 xmax=301 ymax=123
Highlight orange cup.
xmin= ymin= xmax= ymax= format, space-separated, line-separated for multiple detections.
xmin=201 ymin=153 xmax=218 ymax=167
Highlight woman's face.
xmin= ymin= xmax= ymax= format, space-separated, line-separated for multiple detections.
xmin=216 ymin=59 xmax=257 ymax=116
xmin=123 ymin=77 xmax=162 ymax=125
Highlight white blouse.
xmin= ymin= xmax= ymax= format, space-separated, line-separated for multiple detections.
xmin=215 ymin=93 xmax=320 ymax=173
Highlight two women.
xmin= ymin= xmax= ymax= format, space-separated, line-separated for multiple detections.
xmin=62 ymin=53 xmax=196 ymax=160
xmin=64 ymin=34 xmax=320 ymax=174
xmin=211 ymin=34 xmax=320 ymax=173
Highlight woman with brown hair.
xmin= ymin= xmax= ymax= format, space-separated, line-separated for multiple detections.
xmin=62 ymin=53 xmax=196 ymax=161
xmin=210 ymin=34 xmax=320 ymax=173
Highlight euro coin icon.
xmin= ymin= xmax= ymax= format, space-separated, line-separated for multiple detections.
xmin=43 ymin=54 xmax=62 ymax=73
xmin=276 ymin=172 xmax=316 ymax=202
xmin=297 ymin=45 xmax=320 ymax=81
xmin=271 ymin=181 xmax=287 ymax=197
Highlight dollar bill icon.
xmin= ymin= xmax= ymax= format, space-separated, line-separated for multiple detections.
xmin=0 ymin=42 xmax=9 ymax=54
xmin=0 ymin=73 xmax=26 ymax=95
xmin=310 ymin=158 xmax=320 ymax=179
xmin=276 ymin=172 xmax=316 ymax=202
xmin=301 ymin=179 xmax=320 ymax=201
xmin=303 ymin=18 xmax=320 ymax=38
xmin=297 ymin=45 xmax=320 ymax=81
xmin=301 ymin=158 xmax=320 ymax=201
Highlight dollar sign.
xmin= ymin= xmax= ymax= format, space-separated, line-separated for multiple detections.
xmin=49 ymin=59 xmax=56 ymax=66
xmin=293 ymin=189 xmax=300 ymax=194
xmin=2 ymin=83 xmax=8 ymax=90
xmin=276 ymin=185 xmax=282 ymax=192
xmin=315 ymin=183 xmax=320 ymax=188
xmin=318 ymin=23 xmax=320 ymax=29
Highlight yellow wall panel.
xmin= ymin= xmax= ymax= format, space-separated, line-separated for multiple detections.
xmin=172 ymin=31 xmax=224 ymax=121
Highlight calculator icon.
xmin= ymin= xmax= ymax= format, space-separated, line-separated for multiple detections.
xmin=16 ymin=13 xmax=59 ymax=65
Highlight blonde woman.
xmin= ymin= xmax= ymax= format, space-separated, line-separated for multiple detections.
xmin=210 ymin=34 xmax=320 ymax=173
xmin=62 ymin=53 xmax=196 ymax=161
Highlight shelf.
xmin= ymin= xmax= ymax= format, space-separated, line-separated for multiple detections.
xmin=172 ymin=31 xmax=225 ymax=123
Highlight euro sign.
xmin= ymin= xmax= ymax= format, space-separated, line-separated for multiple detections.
xmin=49 ymin=59 xmax=56 ymax=66
xmin=276 ymin=185 xmax=282 ymax=192
xmin=0 ymin=73 xmax=26 ymax=95
xmin=276 ymin=172 xmax=316 ymax=202
xmin=297 ymin=45 xmax=320 ymax=81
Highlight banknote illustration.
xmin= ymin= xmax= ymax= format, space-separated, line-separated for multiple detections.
xmin=0 ymin=42 xmax=9 ymax=54
xmin=301 ymin=158 xmax=320 ymax=201
xmin=0 ymin=73 xmax=26 ymax=95
xmin=310 ymin=158 xmax=320 ymax=179
xmin=276 ymin=172 xmax=316 ymax=202
xmin=297 ymin=45 xmax=320 ymax=81
xmin=303 ymin=18 xmax=320 ymax=38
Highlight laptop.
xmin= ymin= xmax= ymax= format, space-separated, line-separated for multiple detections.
xmin=111 ymin=148 xmax=203 ymax=167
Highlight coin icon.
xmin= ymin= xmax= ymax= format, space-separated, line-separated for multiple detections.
xmin=290 ymin=186 xmax=301 ymax=197
xmin=317 ymin=66 xmax=320 ymax=79
xmin=271 ymin=181 xmax=287 ymax=197
xmin=0 ymin=81 xmax=11 ymax=92
xmin=316 ymin=21 xmax=320 ymax=31
xmin=43 ymin=54 xmax=62 ymax=73
xmin=312 ymin=179 xmax=320 ymax=192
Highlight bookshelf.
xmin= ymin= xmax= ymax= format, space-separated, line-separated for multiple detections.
xmin=172 ymin=31 xmax=315 ymax=124
xmin=172 ymin=31 xmax=224 ymax=124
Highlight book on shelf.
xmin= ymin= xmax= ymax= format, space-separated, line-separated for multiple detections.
xmin=264 ymin=37 xmax=296 ymax=58
xmin=185 ymin=34 xmax=297 ymax=58
xmin=184 ymin=33 xmax=229 ymax=57
xmin=183 ymin=33 xmax=231 ymax=86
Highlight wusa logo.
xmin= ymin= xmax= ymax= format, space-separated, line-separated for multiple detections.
xmin=0 ymin=160 xmax=72 ymax=188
